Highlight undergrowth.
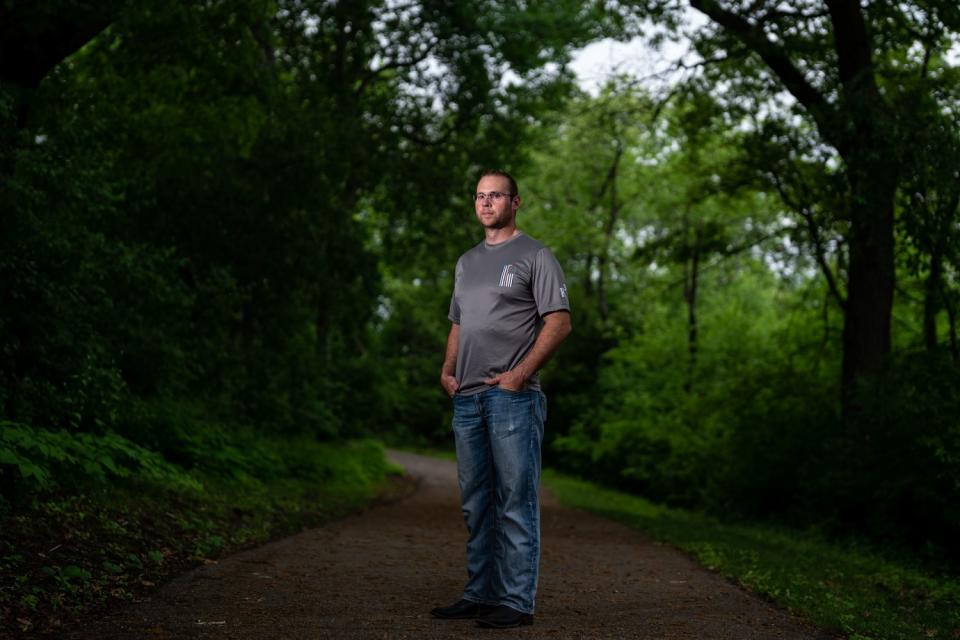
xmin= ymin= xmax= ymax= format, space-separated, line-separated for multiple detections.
xmin=0 ymin=428 xmax=396 ymax=637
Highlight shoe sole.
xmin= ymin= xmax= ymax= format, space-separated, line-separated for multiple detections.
xmin=430 ymin=611 xmax=479 ymax=620
xmin=476 ymin=616 xmax=533 ymax=629
xmin=432 ymin=606 xmax=496 ymax=620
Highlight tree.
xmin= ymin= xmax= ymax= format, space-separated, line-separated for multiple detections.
xmin=897 ymin=72 xmax=960 ymax=358
xmin=620 ymin=0 xmax=960 ymax=410
xmin=0 ymin=0 xmax=135 ymax=131
xmin=521 ymin=82 xmax=786 ymax=455
xmin=1 ymin=0 xmax=615 ymax=447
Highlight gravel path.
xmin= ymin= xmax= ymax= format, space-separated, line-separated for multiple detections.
xmin=79 ymin=451 xmax=838 ymax=639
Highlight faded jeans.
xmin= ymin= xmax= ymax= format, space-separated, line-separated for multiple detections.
xmin=452 ymin=386 xmax=546 ymax=615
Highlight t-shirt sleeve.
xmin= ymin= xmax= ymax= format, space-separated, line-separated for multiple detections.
xmin=447 ymin=258 xmax=462 ymax=324
xmin=532 ymin=247 xmax=570 ymax=316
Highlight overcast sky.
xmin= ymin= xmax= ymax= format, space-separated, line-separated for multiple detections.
xmin=569 ymin=37 xmax=670 ymax=94
xmin=570 ymin=15 xmax=960 ymax=95
xmin=568 ymin=10 xmax=707 ymax=95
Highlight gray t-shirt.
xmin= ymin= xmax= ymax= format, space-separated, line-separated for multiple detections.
xmin=448 ymin=232 xmax=570 ymax=396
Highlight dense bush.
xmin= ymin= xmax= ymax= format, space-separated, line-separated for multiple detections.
xmin=553 ymin=333 xmax=960 ymax=560
xmin=838 ymin=352 xmax=960 ymax=550
xmin=0 ymin=415 xmax=389 ymax=502
xmin=1 ymin=2 xmax=387 ymax=490
xmin=0 ymin=422 xmax=200 ymax=498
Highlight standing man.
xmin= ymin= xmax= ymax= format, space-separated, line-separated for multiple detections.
xmin=431 ymin=170 xmax=572 ymax=629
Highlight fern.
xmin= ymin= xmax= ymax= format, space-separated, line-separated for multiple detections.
xmin=0 ymin=422 xmax=200 ymax=494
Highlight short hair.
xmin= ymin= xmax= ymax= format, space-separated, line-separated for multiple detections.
xmin=478 ymin=169 xmax=518 ymax=196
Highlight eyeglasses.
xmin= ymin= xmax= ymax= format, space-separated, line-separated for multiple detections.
xmin=474 ymin=191 xmax=515 ymax=202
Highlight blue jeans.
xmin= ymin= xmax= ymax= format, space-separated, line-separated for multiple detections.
xmin=452 ymin=386 xmax=546 ymax=615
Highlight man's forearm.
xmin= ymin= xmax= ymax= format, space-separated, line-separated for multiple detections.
xmin=514 ymin=311 xmax=572 ymax=382
xmin=440 ymin=323 xmax=461 ymax=396
xmin=442 ymin=323 xmax=460 ymax=376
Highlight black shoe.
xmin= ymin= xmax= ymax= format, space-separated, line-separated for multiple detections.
xmin=431 ymin=599 xmax=491 ymax=619
xmin=476 ymin=604 xmax=534 ymax=629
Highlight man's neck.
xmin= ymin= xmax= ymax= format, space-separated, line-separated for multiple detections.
xmin=484 ymin=226 xmax=520 ymax=245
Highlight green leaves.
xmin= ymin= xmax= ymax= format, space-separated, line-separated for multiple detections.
xmin=0 ymin=438 xmax=392 ymax=635
xmin=0 ymin=422 xmax=200 ymax=495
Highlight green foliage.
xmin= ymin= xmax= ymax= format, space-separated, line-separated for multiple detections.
xmin=371 ymin=275 xmax=456 ymax=443
xmin=519 ymin=79 xmax=960 ymax=563
xmin=0 ymin=418 xmax=391 ymax=505
xmin=838 ymin=352 xmax=960 ymax=548
xmin=3 ymin=4 xmax=960 ymax=634
xmin=0 ymin=438 xmax=394 ymax=636
xmin=0 ymin=422 xmax=200 ymax=496
xmin=1 ymin=0 xmax=608 ymax=460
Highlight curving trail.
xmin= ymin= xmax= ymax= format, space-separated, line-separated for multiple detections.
xmin=79 ymin=451 xmax=837 ymax=639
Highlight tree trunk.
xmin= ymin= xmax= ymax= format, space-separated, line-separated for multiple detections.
xmin=689 ymin=240 xmax=700 ymax=367
xmin=683 ymin=220 xmax=701 ymax=393
xmin=942 ymin=282 xmax=959 ymax=362
xmin=840 ymin=164 xmax=896 ymax=409
xmin=924 ymin=248 xmax=943 ymax=352
xmin=687 ymin=243 xmax=700 ymax=392
xmin=596 ymin=139 xmax=622 ymax=324
xmin=688 ymin=0 xmax=898 ymax=414
xmin=584 ymin=252 xmax=595 ymax=297
xmin=0 ymin=3 xmax=121 ymax=90
xmin=829 ymin=0 xmax=897 ymax=412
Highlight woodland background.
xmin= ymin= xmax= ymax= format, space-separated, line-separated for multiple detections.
xmin=2 ymin=0 xmax=959 ymax=634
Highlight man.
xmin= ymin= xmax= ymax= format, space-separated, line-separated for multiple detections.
xmin=431 ymin=169 xmax=572 ymax=629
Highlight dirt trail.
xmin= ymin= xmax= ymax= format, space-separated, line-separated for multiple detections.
xmin=78 ymin=451 xmax=837 ymax=639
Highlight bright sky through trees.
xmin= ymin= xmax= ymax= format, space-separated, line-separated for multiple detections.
xmin=570 ymin=9 xmax=707 ymax=95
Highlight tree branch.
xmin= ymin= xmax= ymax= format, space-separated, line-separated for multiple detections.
xmin=653 ymin=226 xmax=787 ymax=292
xmin=824 ymin=0 xmax=874 ymax=89
xmin=754 ymin=6 xmax=830 ymax=27
xmin=588 ymin=142 xmax=623 ymax=213
xmin=768 ymin=170 xmax=847 ymax=309
xmin=688 ymin=0 xmax=845 ymax=154
xmin=0 ymin=2 xmax=127 ymax=89
xmin=355 ymin=39 xmax=438 ymax=95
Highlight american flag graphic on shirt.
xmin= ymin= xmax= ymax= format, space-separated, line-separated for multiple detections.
xmin=499 ymin=264 xmax=516 ymax=287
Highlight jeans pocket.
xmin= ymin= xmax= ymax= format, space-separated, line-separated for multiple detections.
xmin=491 ymin=389 xmax=535 ymax=439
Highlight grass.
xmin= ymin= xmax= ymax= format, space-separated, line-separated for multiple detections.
xmin=543 ymin=469 xmax=960 ymax=640
xmin=0 ymin=438 xmax=400 ymax=637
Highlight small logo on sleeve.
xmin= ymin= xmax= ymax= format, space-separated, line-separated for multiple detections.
xmin=560 ymin=284 xmax=567 ymax=299
xmin=499 ymin=264 xmax=516 ymax=287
